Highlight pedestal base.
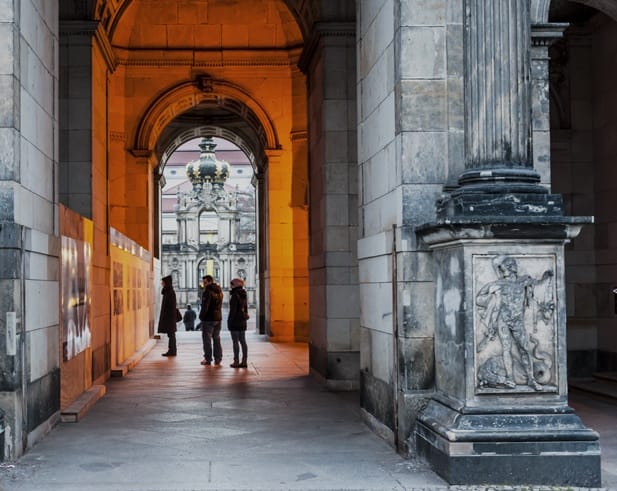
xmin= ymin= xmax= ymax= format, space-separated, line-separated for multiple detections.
xmin=416 ymin=400 xmax=601 ymax=486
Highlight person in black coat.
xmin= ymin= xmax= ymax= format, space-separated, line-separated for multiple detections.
xmin=199 ymin=275 xmax=224 ymax=366
xmin=157 ymin=275 xmax=178 ymax=356
xmin=228 ymin=278 xmax=249 ymax=368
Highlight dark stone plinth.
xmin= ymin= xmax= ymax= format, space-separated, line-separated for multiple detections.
xmin=437 ymin=191 xmax=564 ymax=219
xmin=415 ymin=400 xmax=601 ymax=486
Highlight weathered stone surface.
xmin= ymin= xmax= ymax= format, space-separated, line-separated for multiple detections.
xmin=397 ymin=80 xmax=447 ymax=132
xmin=400 ymin=336 xmax=434 ymax=391
xmin=399 ymin=27 xmax=446 ymax=79
xmin=400 ymin=131 xmax=447 ymax=184
xmin=400 ymin=0 xmax=446 ymax=27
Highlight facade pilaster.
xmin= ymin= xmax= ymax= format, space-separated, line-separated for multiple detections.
xmin=414 ymin=1 xmax=600 ymax=485
xmin=302 ymin=20 xmax=359 ymax=389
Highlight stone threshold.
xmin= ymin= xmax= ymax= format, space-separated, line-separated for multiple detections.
xmin=60 ymin=385 xmax=106 ymax=423
xmin=110 ymin=338 xmax=158 ymax=377
xmin=569 ymin=373 xmax=617 ymax=402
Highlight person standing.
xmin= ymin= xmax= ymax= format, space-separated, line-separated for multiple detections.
xmin=199 ymin=275 xmax=223 ymax=366
xmin=183 ymin=304 xmax=197 ymax=331
xmin=228 ymin=278 xmax=249 ymax=368
xmin=157 ymin=275 xmax=178 ymax=356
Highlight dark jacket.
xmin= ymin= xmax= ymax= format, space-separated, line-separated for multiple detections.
xmin=183 ymin=307 xmax=196 ymax=330
xmin=157 ymin=275 xmax=177 ymax=334
xmin=227 ymin=286 xmax=248 ymax=331
xmin=199 ymin=283 xmax=223 ymax=321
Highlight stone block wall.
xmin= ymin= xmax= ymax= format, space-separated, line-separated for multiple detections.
xmin=356 ymin=0 xmax=462 ymax=451
xmin=307 ymin=19 xmax=359 ymax=386
xmin=0 ymin=0 xmax=61 ymax=460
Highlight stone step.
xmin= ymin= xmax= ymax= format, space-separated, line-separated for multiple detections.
xmin=60 ymin=385 xmax=106 ymax=423
xmin=593 ymin=371 xmax=617 ymax=383
xmin=111 ymin=338 xmax=157 ymax=377
xmin=569 ymin=376 xmax=617 ymax=402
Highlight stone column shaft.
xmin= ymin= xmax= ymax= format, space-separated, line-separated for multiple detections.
xmin=465 ymin=0 xmax=531 ymax=169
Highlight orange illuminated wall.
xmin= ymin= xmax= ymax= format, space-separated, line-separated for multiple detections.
xmin=110 ymin=228 xmax=153 ymax=370
xmin=101 ymin=0 xmax=309 ymax=341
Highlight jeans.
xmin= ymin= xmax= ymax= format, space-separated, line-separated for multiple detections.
xmin=230 ymin=330 xmax=247 ymax=362
xmin=202 ymin=321 xmax=222 ymax=363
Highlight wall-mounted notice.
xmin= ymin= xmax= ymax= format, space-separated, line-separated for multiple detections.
xmin=61 ymin=236 xmax=92 ymax=361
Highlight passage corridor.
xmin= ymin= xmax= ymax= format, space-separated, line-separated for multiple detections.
xmin=1 ymin=330 xmax=616 ymax=490
xmin=0 ymin=330 xmax=445 ymax=490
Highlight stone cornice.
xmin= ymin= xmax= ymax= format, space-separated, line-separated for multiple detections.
xmin=290 ymin=130 xmax=308 ymax=141
xmin=113 ymin=47 xmax=302 ymax=69
xmin=59 ymin=20 xmax=117 ymax=72
xmin=531 ymin=23 xmax=569 ymax=47
xmin=298 ymin=21 xmax=356 ymax=73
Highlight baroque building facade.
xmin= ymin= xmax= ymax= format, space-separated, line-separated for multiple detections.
xmin=160 ymin=137 xmax=257 ymax=310
xmin=0 ymin=0 xmax=615 ymax=485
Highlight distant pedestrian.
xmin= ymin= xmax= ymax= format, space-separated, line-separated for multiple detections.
xmin=183 ymin=304 xmax=197 ymax=331
xmin=228 ymin=278 xmax=249 ymax=368
xmin=199 ymin=275 xmax=224 ymax=366
xmin=157 ymin=275 xmax=178 ymax=356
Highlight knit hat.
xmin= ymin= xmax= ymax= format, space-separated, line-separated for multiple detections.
xmin=230 ymin=278 xmax=244 ymax=288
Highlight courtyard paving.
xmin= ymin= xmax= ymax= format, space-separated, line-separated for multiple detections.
xmin=0 ymin=329 xmax=615 ymax=490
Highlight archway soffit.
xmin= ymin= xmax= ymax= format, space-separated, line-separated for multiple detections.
xmin=93 ymin=0 xmax=312 ymax=41
xmin=568 ymin=0 xmax=617 ymax=21
xmin=537 ymin=0 xmax=617 ymax=22
xmin=159 ymin=126 xmax=259 ymax=173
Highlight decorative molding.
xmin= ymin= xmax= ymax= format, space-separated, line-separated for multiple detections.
xmin=93 ymin=22 xmax=118 ymax=72
xmin=531 ymin=23 xmax=569 ymax=47
xmin=133 ymin=79 xmax=280 ymax=160
xmin=114 ymin=47 xmax=302 ymax=69
xmin=298 ymin=21 xmax=356 ymax=73
xmin=109 ymin=131 xmax=126 ymax=142
xmin=129 ymin=149 xmax=151 ymax=158
xmin=290 ymin=130 xmax=308 ymax=142
xmin=59 ymin=20 xmax=117 ymax=72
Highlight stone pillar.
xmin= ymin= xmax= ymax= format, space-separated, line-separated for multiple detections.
xmin=301 ymin=21 xmax=359 ymax=389
xmin=414 ymin=1 xmax=600 ymax=486
xmin=1 ymin=0 xmax=61 ymax=460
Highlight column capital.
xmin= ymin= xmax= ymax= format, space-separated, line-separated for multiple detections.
xmin=532 ymin=22 xmax=570 ymax=47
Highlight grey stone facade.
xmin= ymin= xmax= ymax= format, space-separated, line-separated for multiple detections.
xmin=0 ymin=1 xmax=615 ymax=486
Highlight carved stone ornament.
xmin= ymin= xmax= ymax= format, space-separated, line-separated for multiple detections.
xmin=473 ymin=254 xmax=557 ymax=394
xmin=197 ymin=75 xmax=214 ymax=93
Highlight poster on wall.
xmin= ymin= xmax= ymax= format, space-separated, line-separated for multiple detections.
xmin=61 ymin=236 xmax=92 ymax=361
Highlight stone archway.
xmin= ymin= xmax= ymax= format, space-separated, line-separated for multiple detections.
xmin=131 ymin=78 xmax=280 ymax=160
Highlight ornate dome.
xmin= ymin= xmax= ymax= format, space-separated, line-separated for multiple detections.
xmin=186 ymin=137 xmax=230 ymax=188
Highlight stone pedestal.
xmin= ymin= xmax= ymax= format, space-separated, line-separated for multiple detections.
xmin=415 ymin=221 xmax=600 ymax=486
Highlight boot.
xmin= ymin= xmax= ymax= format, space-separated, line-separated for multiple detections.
xmin=239 ymin=358 xmax=247 ymax=368
xmin=230 ymin=360 xmax=241 ymax=368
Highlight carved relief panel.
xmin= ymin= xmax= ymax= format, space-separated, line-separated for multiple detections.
xmin=473 ymin=254 xmax=558 ymax=394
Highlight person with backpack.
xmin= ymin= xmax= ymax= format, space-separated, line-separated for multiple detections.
xmin=199 ymin=275 xmax=224 ymax=366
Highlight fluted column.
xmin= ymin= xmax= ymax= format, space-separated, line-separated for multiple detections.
xmin=458 ymin=0 xmax=540 ymax=190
